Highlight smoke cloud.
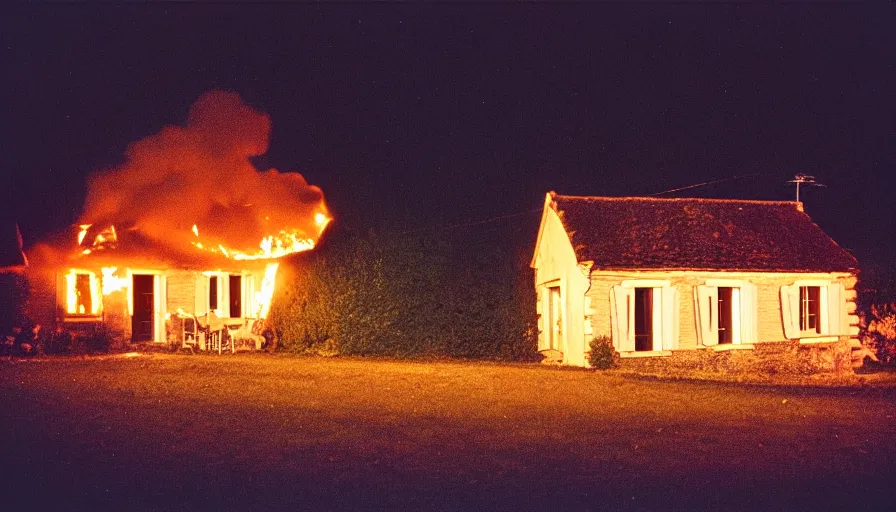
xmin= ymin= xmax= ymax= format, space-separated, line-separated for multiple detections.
xmin=79 ymin=90 xmax=328 ymax=259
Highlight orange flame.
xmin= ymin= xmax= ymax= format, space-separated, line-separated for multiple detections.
xmin=101 ymin=267 xmax=129 ymax=295
xmin=74 ymin=90 xmax=329 ymax=264
xmin=255 ymin=263 xmax=279 ymax=319
xmin=64 ymin=269 xmax=101 ymax=315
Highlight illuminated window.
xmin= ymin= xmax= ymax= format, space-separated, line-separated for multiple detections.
xmin=65 ymin=270 xmax=101 ymax=316
xmin=75 ymin=274 xmax=92 ymax=314
xmin=799 ymin=286 xmax=821 ymax=334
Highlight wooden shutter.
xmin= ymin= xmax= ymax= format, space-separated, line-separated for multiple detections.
xmin=695 ymin=285 xmax=717 ymax=346
xmin=826 ymin=282 xmax=845 ymax=335
xmin=194 ymin=274 xmax=207 ymax=316
xmin=740 ymin=282 xmax=759 ymax=343
xmin=610 ymin=286 xmax=634 ymax=352
xmin=661 ymin=286 xmax=679 ymax=350
xmin=780 ymin=285 xmax=800 ymax=339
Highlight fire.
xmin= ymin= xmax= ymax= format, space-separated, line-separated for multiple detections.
xmin=75 ymin=90 xmax=329 ymax=262
xmin=189 ymin=212 xmax=329 ymax=261
xmin=58 ymin=91 xmax=330 ymax=333
xmin=78 ymin=224 xmax=119 ymax=253
xmin=255 ymin=263 xmax=279 ymax=319
xmin=77 ymin=224 xmax=91 ymax=245
xmin=101 ymin=267 xmax=129 ymax=295
xmin=64 ymin=269 xmax=101 ymax=315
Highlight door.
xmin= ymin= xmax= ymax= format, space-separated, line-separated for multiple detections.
xmin=132 ymin=274 xmax=154 ymax=341
xmin=547 ymin=286 xmax=562 ymax=351
xmin=229 ymin=275 xmax=242 ymax=318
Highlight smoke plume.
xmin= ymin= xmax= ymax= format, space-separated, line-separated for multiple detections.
xmin=79 ymin=90 xmax=328 ymax=260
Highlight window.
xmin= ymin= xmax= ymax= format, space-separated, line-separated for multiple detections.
xmin=716 ymin=286 xmax=740 ymax=343
xmin=209 ymin=276 xmax=218 ymax=311
xmin=75 ymin=274 xmax=93 ymax=315
xmin=611 ymin=281 xmax=679 ymax=353
xmin=65 ymin=270 xmax=100 ymax=316
xmin=634 ymin=288 xmax=653 ymax=351
xmin=799 ymin=286 xmax=821 ymax=334
xmin=695 ymin=282 xmax=756 ymax=346
xmin=780 ymin=281 xmax=847 ymax=339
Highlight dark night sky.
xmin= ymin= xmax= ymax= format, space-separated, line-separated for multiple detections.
xmin=2 ymin=4 xmax=894 ymax=284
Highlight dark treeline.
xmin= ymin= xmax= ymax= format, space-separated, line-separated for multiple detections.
xmin=269 ymin=215 xmax=540 ymax=360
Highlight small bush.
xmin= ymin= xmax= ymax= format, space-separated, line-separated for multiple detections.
xmin=861 ymin=303 xmax=896 ymax=365
xmin=86 ymin=326 xmax=112 ymax=353
xmin=588 ymin=335 xmax=618 ymax=370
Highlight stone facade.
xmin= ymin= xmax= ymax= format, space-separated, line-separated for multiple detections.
xmin=616 ymin=337 xmax=855 ymax=377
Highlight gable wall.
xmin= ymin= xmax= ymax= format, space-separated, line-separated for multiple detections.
xmin=531 ymin=201 xmax=591 ymax=365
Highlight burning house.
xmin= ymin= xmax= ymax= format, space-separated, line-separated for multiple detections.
xmin=24 ymin=91 xmax=329 ymax=351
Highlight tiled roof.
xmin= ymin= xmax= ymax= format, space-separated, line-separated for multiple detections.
xmin=551 ymin=194 xmax=858 ymax=272
xmin=0 ymin=221 xmax=27 ymax=269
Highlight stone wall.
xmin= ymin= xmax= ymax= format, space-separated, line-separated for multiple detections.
xmin=617 ymin=337 xmax=855 ymax=377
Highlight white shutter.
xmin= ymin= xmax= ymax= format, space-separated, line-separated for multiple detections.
xmin=740 ymin=282 xmax=759 ymax=343
xmin=826 ymin=282 xmax=845 ymax=335
xmin=695 ymin=285 xmax=717 ymax=346
xmin=194 ymin=274 xmax=207 ymax=316
xmin=154 ymin=275 xmax=167 ymax=343
xmin=780 ymin=285 xmax=800 ymax=339
xmin=661 ymin=286 xmax=679 ymax=350
xmin=611 ymin=286 xmax=634 ymax=352
xmin=243 ymin=274 xmax=255 ymax=319
xmin=221 ymin=275 xmax=231 ymax=318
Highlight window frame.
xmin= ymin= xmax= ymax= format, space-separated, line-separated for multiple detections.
xmin=611 ymin=280 xmax=679 ymax=354
xmin=780 ymin=279 xmax=847 ymax=341
xmin=63 ymin=269 xmax=101 ymax=318
xmin=695 ymin=279 xmax=758 ymax=347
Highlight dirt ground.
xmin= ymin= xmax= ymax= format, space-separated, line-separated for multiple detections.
xmin=1 ymin=353 xmax=895 ymax=511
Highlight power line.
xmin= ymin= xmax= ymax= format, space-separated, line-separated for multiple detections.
xmin=399 ymin=208 xmax=542 ymax=235
xmin=649 ymin=174 xmax=762 ymax=196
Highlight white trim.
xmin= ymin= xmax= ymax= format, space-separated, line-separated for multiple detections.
xmin=705 ymin=278 xmax=748 ymax=287
xmin=799 ymin=336 xmax=839 ymax=345
xmin=619 ymin=350 xmax=673 ymax=358
xmin=710 ymin=343 xmax=755 ymax=352
xmin=620 ymin=279 xmax=671 ymax=289
xmin=791 ymin=279 xmax=832 ymax=287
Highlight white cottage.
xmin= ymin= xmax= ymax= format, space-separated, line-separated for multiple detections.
xmin=531 ymin=192 xmax=860 ymax=370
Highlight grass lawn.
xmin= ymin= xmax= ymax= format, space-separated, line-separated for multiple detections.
xmin=2 ymin=353 xmax=895 ymax=511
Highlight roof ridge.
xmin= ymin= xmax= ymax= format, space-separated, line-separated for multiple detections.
xmin=553 ymin=194 xmax=800 ymax=206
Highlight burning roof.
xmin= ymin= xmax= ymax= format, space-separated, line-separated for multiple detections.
xmin=70 ymin=90 xmax=329 ymax=267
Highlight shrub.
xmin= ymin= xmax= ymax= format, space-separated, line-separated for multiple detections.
xmin=588 ymin=335 xmax=618 ymax=369
xmin=269 ymin=223 xmax=538 ymax=360
xmin=861 ymin=303 xmax=896 ymax=365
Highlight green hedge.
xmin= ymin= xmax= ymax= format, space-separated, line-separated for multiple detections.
xmin=269 ymin=224 xmax=538 ymax=360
